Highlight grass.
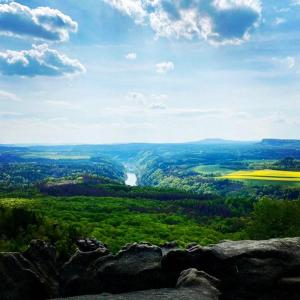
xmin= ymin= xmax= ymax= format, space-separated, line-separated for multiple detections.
xmin=193 ymin=165 xmax=233 ymax=175
xmin=222 ymin=169 xmax=300 ymax=183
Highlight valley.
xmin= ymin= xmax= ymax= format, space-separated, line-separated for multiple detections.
xmin=1 ymin=139 xmax=300 ymax=259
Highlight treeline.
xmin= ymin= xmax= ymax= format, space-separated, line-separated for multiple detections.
xmin=2 ymin=196 xmax=300 ymax=259
xmin=0 ymin=156 xmax=125 ymax=188
xmin=0 ymin=206 xmax=79 ymax=261
xmin=40 ymin=181 xmax=213 ymax=201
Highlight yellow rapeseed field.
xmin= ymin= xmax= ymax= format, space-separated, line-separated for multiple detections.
xmin=222 ymin=169 xmax=300 ymax=182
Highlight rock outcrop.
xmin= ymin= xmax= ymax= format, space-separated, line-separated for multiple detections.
xmin=56 ymin=268 xmax=219 ymax=300
xmin=61 ymin=239 xmax=110 ymax=296
xmin=1 ymin=237 xmax=300 ymax=300
xmin=0 ymin=240 xmax=59 ymax=300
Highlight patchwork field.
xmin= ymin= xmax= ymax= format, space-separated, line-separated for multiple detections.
xmin=193 ymin=165 xmax=233 ymax=175
xmin=222 ymin=169 xmax=300 ymax=182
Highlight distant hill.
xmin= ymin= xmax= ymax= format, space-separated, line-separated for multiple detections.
xmin=260 ymin=139 xmax=300 ymax=147
xmin=188 ymin=138 xmax=252 ymax=145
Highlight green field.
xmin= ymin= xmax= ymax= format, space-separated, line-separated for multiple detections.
xmin=193 ymin=165 xmax=233 ymax=175
xmin=222 ymin=169 xmax=300 ymax=182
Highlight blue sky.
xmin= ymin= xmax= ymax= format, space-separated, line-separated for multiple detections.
xmin=0 ymin=0 xmax=299 ymax=144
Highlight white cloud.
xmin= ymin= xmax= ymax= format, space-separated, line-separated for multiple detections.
xmin=45 ymin=100 xmax=81 ymax=110
xmin=285 ymin=57 xmax=296 ymax=69
xmin=126 ymin=92 xmax=169 ymax=109
xmin=169 ymin=108 xmax=223 ymax=118
xmin=125 ymin=52 xmax=137 ymax=60
xmin=0 ymin=44 xmax=86 ymax=77
xmin=0 ymin=111 xmax=23 ymax=118
xmin=105 ymin=0 xmax=262 ymax=45
xmin=150 ymin=94 xmax=168 ymax=101
xmin=103 ymin=0 xmax=146 ymax=23
xmin=273 ymin=7 xmax=290 ymax=13
xmin=0 ymin=90 xmax=21 ymax=101
xmin=149 ymin=103 xmax=167 ymax=110
xmin=126 ymin=91 xmax=146 ymax=104
xmin=0 ymin=1 xmax=77 ymax=42
xmin=156 ymin=61 xmax=174 ymax=74
xmin=291 ymin=0 xmax=300 ymax=6
xmin=272 ymin=17 xmax=286 ymax=26
xmin=272 ymin=56 xmax=296 ymax=69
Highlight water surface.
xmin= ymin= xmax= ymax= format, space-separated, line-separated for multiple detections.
xmin=125 ymin=173 xmax=137 ymax=186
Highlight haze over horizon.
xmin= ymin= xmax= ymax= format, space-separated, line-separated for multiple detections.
xmin=2 ymin=138 xmax=298 ymax=147
xmin=0 ymin=0 xmax=300 ymax=144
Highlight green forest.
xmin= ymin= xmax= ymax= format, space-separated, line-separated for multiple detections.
xmin=1 ymin=139 xmax=300 ymax=260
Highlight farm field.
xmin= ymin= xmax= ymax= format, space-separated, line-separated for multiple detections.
xmin=222 ymin=169 xmax=300 ymax=182
xmin=193 ymin=165 xmax=233 ymax=175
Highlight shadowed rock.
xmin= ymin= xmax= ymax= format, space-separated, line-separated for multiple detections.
xmin=76 ymin=238 xmax=108 ymax=253
xmin=61 ymin=246 xmax=110 ymax=296
xmin=0 ymin=240 xmax=59 ymax=300
xmin=54 ymin=268 xmax=220 ymax=300
xmin=177 ymin=268 xmax=220 ymax=300
xmin=2 ymin=238 xmax=300 ymax=300
xmin=163 ymin=238 xmax=300 ymax=299
xmin=88 ymin=242 xmax=172 ymax=294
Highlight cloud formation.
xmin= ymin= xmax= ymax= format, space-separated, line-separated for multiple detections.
xmin=156 ymin=61 xmax=174 ymax=73
xmin=125 ymin=52 xmax=137 ymax=60
xmin=0 ymin=44 xmax=86 ymax=77
xmin=0 ymin=90 xmax=21 ymax=101
xmin=0 ymin=2 xmax=77 ymax=42
xmin=104 ymin=0 xmax=262 ymax=45
xmin=272 ymin=56 xmax=296 ymax=69
xmin=149 ymin=103 xmax=167 ymax=110
xmin=126 ymin=91 xmax=146 ymax=104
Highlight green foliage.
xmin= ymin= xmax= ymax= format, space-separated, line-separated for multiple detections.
xmin=0 ymin=196 xmax=237 ymax=254
xmin=1 ymin=142 xmax=300 ymax=259
xmin=247 ymin=197 xmax=300 ymax=239
xmin=0 ymin=204 xmax=79 ymax=260
xmin=0 ymin=153 xmax=125 ymax=189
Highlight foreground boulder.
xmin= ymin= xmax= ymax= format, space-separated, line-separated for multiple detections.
xmin=61 ymin=242 xmax=170 ymax=296
xmin=2 ymin=237 xmax=300 ymax=299
xmin=61 ymin=241 xmax=110 ymax=296
xmin=54 ymin=287 xmax=216 ymax=300
xmin=90 ymin=242 xmax=174 ymax=295
xmin=55 ymin=268 xmax=220 ymax=300
xmin=0 ymin=240 xmax=59 ymax=300
xmin=177 ymin=268 xmax=220 ymax=300
xmin=162 ymin=238 xmax=300 ymax=299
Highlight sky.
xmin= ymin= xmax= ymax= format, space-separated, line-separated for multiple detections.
xmin=0 ymin=0 xmax=300 ymax=144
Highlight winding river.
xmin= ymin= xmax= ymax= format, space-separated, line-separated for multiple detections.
xmin=125 ymin=172 xmax=138 ymax=186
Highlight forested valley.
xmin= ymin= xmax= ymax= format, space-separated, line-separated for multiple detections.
xmin=1 ymin=139 xmax=300 ymax=259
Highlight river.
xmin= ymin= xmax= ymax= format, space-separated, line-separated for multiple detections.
xmin=125 ymin=172 xmax=138 ymax=186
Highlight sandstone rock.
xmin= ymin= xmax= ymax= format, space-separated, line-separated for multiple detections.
xmin=161 ymin=245 xmax=212 ymax=275
xmin=61 ymin=247 xmax=110 ymax=296
xmin=177 ymin=268 xmax=220 ymax=300
xmin=76 ymin=238 xmax=108 ymax=253
xmin=163 ymin=238 xmax=300 ymax=300
xmin=0 ymin=240 xmax=59 ymax=300
xmin=53 ymin=287 xmax=218 ymax=300
xmin=3 ymin=238 xmax=300 ymax=300
xmin=160 ymin=241 xmax=179 ymax=255
xmin=23 ymin=240 xmax=59 ymax=296
xmin=89 ymin=242 xmax=171 ymax=294
xmin=54 ymin=267 xmax=221 ymax=300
